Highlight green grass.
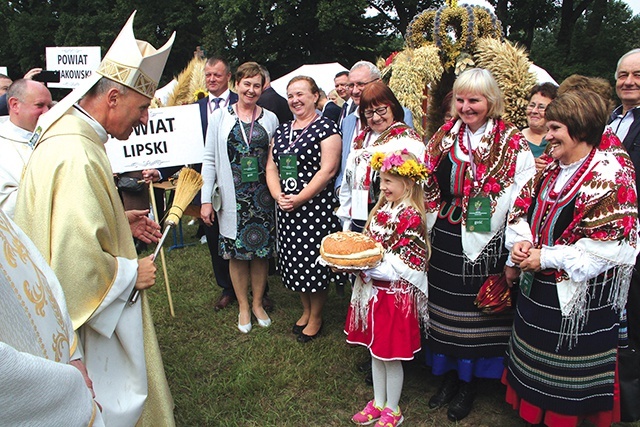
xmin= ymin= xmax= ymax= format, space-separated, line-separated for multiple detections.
xmin=147 ymin=221 xmax=640 ymax=427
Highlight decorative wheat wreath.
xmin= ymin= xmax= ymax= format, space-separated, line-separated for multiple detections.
xmin=382 ymin=0 xmax=535 ymax=139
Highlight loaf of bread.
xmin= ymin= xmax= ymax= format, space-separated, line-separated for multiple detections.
xmin=320 ymin=231 xmax=383 ymax=268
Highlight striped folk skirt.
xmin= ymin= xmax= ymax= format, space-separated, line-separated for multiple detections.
xmin=426 ymin=213 xmax=514 ymax=380
xmin=504 ymin=270 xmax=620 ymax=427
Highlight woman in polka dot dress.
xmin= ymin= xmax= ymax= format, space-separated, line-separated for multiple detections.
xmin=266 ymin=76 xmax=344 ymax=343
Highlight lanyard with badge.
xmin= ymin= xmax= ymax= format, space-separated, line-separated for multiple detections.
xmin=352 ymin=131 xmax=375 ymax=221
xmin=280 ymin=115 xmax=318 ymax=192
xmin=519 ymin=152 xmax=592 ymax=296
xmin=464 ymin=129 xmax=492 ymax=232
xmin=237 ymin=106 xmax=258 ymax=183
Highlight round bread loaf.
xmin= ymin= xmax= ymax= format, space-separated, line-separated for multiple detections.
xmin=320 ymin=231 xmax=383 ymax=268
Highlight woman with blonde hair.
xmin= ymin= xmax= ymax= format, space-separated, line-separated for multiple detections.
xmin=422 ymin=68 xmax=535 ymax=421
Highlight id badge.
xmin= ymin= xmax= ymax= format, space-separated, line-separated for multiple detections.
xmin=519 ymin=271 xmax=534 ymax=297
xmin=352 ymin=189 xmax=369 ymax=221
xmin=279 ymin=154 xmax=298 ymax=180
xmin=466 ymin=196 xmax=491 ymax=232
xmin=241 ymin=156 xmax=258 ymax=182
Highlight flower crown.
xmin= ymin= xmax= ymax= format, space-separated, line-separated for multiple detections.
xmin=370 ymin=149 xmax=429 ymax=183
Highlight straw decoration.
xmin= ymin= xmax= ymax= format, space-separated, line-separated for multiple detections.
xmin=165 ymin=167 xmax=203 ymax=226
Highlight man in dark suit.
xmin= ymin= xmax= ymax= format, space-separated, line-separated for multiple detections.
xmin=257 ymin=66 xmax=292 ymax=124
xmin=198 ymin=57 xmax=238 ymax=311
xmin=0 ymin=74 xmax=11 ymax=96
xmin=610 ymin=48 xmax=640 ymax=423
xmin=1 ymin=74 xmax=13 ymax=116
xmin=334 ymin=71 xmax=354 ymax=126
xmin=320 ymin=90 xmax=342 ymax=124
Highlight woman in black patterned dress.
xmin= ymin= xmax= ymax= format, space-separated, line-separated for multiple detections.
xmin=266 ymin=76 xmax=343 ymax=342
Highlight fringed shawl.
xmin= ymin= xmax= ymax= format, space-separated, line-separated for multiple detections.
xmin=424 ymin=118 xmax=535 ymax=266
xmin=349 ymin=202 xmax=429 ymax=331
xmin=509 ymin=129 xmax=639 ymax=349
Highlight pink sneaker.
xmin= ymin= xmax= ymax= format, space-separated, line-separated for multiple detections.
xmin=375 ymin=407 xmax=404 ymax=427
xmin=352 ymin=400 xmax=383 ymax=425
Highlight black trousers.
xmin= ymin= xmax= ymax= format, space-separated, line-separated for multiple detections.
xmin=203 ymin=220 xmax=234 ymax=297
xmin=620 ymin=256 xmax=640 ymax=422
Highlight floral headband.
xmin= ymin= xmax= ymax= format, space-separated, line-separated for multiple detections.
xmin=370 ymin=149 xmax=428 ymax=183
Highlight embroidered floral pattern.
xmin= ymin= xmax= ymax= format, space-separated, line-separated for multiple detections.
xmin=424 ymin=118 xmax=530 ymax=223
xmin=367 ymin=204 xmax=428 ymax=273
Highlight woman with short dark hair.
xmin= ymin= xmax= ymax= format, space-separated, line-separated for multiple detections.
xmin=504 ymin=90 xmax=638 ymax=427
xmin=521 ymin=82 xmax=558 ymax=161
xmin=266 ymin=75 xmax=344 ymax=342
xmin=337 ymin=81 xmax=424 ymax=232
xmin=201 ymin=62 xmax=279 ymax=334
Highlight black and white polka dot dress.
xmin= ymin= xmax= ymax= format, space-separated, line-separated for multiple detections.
xmin=272 ymin=116 xmax=343 ymax=292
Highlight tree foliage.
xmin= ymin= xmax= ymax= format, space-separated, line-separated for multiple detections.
xmin=529 ymin=0 xmax=640 ymax=83
xmin=0 ymin=0 xmax=638 ymax=92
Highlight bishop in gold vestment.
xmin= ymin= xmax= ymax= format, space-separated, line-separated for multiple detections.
xmin=14 ymin=11 xmax=176 ymax=427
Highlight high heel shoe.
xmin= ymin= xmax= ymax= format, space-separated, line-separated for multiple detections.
xmin=252 ymin=309 xmax=271 ymax=328
xmin=238 ymin=314 xmax=252 ymax=333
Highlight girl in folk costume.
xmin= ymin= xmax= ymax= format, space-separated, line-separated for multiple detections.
xmin=346 ymin=150 xmax=430 ymax=427
xmin=504 ymin=91 xmax=639 ymax=426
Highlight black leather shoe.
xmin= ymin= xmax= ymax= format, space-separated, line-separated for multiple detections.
xmin=292 ymin=323 xmax=307 ymax=335
xmin=357 ymin=359 xmax=372 ymax=373
xmin=446 ymin=380 xmax=477 ymax=422
xmin=428 ymin=372 xmax=460 ymax=409
xmin=297 ymin=324 xmax=322 ymax=343
xmin=364 ymin=371 xmax=373 ymax=386
xmin=214 ymin=294 xmax=235 ymax=311
xmin=262 ymin=294 xmax=274 ymax=312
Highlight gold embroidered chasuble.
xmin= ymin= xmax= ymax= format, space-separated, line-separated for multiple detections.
xmin=14 ymin=110 xmax=174 ymax=426
xmin=0 ymin=210 xmax=102 ymax=426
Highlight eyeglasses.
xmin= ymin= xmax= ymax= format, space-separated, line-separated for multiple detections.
xmin=526 ymin=102 xmax=547 ymax=112
xmin=346 ymin=78 xmax=380 ymax=90
xmin=363 ymin=106 xmax=389 ymax=118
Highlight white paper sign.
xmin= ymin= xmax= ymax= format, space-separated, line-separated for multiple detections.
xmin=105 ymin=104 xmax=204 ymax=173
xmin=45 ymin=46 xmax=101 ymax=89
xmin=0 ymin=67 xmax=7 ymax=75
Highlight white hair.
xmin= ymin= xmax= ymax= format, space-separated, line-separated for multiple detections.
xmin=350 ymin=61 xmax=381 ymax=79
xmin=615 ymin=48 xmax=640 ymax=79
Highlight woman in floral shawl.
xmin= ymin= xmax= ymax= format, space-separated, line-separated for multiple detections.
xmin=422 ymin=68 xmax=535 ymax=422
xmin=504 ymin=90 xmax=638 ymax=427
xmin=337 ymin=81 xmax=425 ymax=232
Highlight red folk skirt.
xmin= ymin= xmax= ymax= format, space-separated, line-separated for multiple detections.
xmin=345 ymin=280 xmax=421 ymax=361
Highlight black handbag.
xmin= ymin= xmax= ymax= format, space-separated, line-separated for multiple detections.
xmin=117 ymin=175 xmax=145 ymax=193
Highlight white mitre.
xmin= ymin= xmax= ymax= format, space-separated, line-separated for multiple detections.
xmin=31 ymin=10 xmax=175 ymax=146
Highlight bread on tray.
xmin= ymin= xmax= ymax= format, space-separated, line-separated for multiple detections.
xmin=320 ymin=231 xmax=383 ymax=268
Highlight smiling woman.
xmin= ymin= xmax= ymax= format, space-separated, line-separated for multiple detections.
xmin=200 ymin=62 xmax=280 ymax=334
xmin=337 ymin=81 xmax=425 ymax=233
xmin=422 ymin=68 xmax=535 ymax=422
xmin=504 ymin=90 xmax=638 ymax=427
xmin=266 ymin=75 xmax=345 ymax=343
